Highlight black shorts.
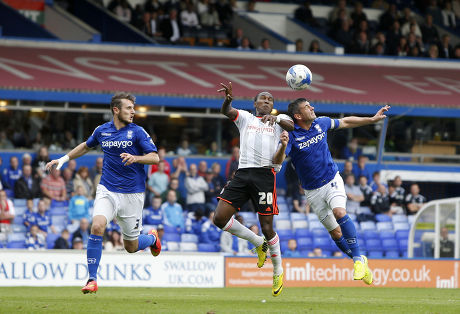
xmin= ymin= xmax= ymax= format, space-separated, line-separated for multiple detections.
xmin=217 ymin=167 xmax=278 ymax=216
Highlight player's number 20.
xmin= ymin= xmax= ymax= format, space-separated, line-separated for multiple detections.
xmin=258 ymin=192 xmax=273 ymax=205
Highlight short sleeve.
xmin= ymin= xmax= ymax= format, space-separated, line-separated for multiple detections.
xmin=233 ymin=109 xmax=251 ymax=130
xmin=331 ymin=119 xmax=340 ymax=130
xmin=277 ymin=113 xmax=293 ymax=123
xmin=86 ymin=125 xmax=101 ymax=148
xmin=137 ymin=127 xmax=157 ymax=154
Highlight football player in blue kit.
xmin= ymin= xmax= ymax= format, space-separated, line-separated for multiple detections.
xmin=273 ymin=98 xmax=390 ymax=285
xmin=46 ymin=93 xmax=161 ymax=294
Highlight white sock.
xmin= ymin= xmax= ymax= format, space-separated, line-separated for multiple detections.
xmin=268 ymin=233 xmax=283 ymax=276
xmin=223 ymin=216 xmax=264 ymax=247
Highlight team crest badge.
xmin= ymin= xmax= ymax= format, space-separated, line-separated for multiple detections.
xmin=314 ymin=124 xmax=322 ymax=133
xmin=127 ymin=130 xmax=133 ymax=139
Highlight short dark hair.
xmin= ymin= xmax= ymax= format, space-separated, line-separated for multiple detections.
xmin=110 ymin=92 xmax=135 ymax=115
xmin=287 ymin=98 xmax=307 ymax=121
xmin=253 ymin=91 xmax=274 ymax=102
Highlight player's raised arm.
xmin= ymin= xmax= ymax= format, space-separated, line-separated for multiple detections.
xmin=272 ymin=131 xmax=289 ymax=165
xmin=338 ymin=105 xmax=390 ymax=129
xmin=45 ymin=142 xmax=92 ymax=172
xmin=218 ymin=82 xmax=238 ymax=120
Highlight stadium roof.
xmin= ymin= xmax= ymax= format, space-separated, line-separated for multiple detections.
xmin=0 ymin=39 xmax=459 ymax=117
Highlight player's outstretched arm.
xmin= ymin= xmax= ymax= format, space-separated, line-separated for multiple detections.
xmin=120 ymin=151 xmax=159 ymax=166
xmin=218 ymin=82 xmax=238 ymax=120
xmin=272 ymin=131 xmax=289 ymax=165
xmin=338 ymin=105 xmax=390 ymax=129
xmin=45 ymin=142 xmax=92 ymax=171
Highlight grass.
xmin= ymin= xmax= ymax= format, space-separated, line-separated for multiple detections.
xmin=0 ymin=287 xmax=459 ymax=313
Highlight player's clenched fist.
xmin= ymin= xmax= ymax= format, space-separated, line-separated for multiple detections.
xmin=279 ymin=131 xmax=289 ymax=147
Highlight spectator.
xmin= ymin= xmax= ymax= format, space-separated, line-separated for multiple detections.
xmin=32 ymin=146 xmax=50 ymax=179
xmin=148 ymin=147 xmax=171 ymax=178
xmin=379 ymin=4 xmax=399 ymax=32
xmin=0 ymin=131 xmax=14 ymax=149
xmin=0 ymin=189 xmax=15 ymax=242
xmin=371 ymin=32 xmax=388 ymax=55
xmin=68 ymin=185 xmax=90 ymax=223
xmin=90 ymin=157 xmax=103 ymax=183
xmin=350 ymin=1 xmax=367 ymax=30
xmin=386 ymin=21 xmax=402 ymax=55
xmin=351 ymin=31 xmax=370 ymax=54
xmin=344 ymin=174 xmax=364 ymax=215
xmin=197 ymin=0 xmax=209 ymax=15
xmin=333 ymin=19 xmax=353 ymax=52
xmin=370 ymin=184 xmax=391 ymax=216
xmin=358 ymin=175 xmax=373 ymax=207
xmin=200 ymin=211 xmax=222 ymax=244
xmin=397 ymin=36 xmax=409 ymax=56
xmin=237 ymin=37 xmax=253 ymax=50
xmin=294 ymin=1 xmax=319 ymax=27
xmin=421 ymin=14 xmax=439 ymax=46
xmin=225 ymin=146 xmax=239 ymax=179
xmin=427 ymin=44 xmax=439 ymax=59
xmin=114 ymin=0 xmax=132 ymax=23
xmin=340 ymin=161 xmax=354 ymax=182
xmin=292 ymin=185 xmax=309 ymax=213
xmin=62 ymin=130 xmax=77 ymax=150
xmin=211 ymin=162 xmax=226 ymax=194
xmin=147 ymin=160 xmax=169 ymax=198
xmin=432 ymin=226 xmax=454 ymax=258
xmin=401 ymin=17 xmax=422 ymax=39
xmin=176 ymin=139 xmax=192 ymax=156
xmin=200 ymin=3 xmax=221 ymax=29
xmin=204 ymin=169 xmax=218 ymax=213
xmin=353 ymin=155 xmax=371 ymax=183
xmin=215 ymin=0 xmax=234 ymax=28
xmin=185 ymin=163 xmax=208 ymax=212
xmin=73 ymin=166 xmax=94 ymax=200
xmin=72 ymin=236 xmax=84 ymax=250
xmin=105 ymin=219 xmax=121 ymax=239
xmin=185 ymin=208 xmax=207 ymax=237
xmin=369 ymin=171 xmax=387 ymax=192
xmin=329 ymin=0 xmax=350 ymax=24
xmin=371 ymin=0 xmax=389 ymax=10
xmin=140 ymin=12 xmax=153 ymax=37
xmin=105 ymin=230 xmax=124 ymax=251
xmin=22 ymin=153 xmax=33 ymax=168
xmin=442 ymin=1 xmax=457 ymax=29
xmin=284 ymin=239 xmax=301 ymax=257
xmin=73 ymin=218 xmax=90 ymax=249
xmin=67 ymin=159 xmax=77 ymax=179
xmin=53 ymin=229 xmax=70 ymax=249
xmin=143 ymin=196 xmax=164 ymax=226
xmin=2 ymin=156 xmax=22 ymax=190
xmin=26 ymin=224 xmax=45 ymax=250
xmin=438 ymin=34 xmax=453 ymax=59
xmin=308 ymin=39 xmax=323 ymax=53
xmin=405 ymin=183 xmax=426 ymax=215
xmin=35 ymin=199 xmax=56 ymax=236
xmin=258 ymin=38 xmax=272 ymax=51
xmin=295 ymin=38 xmax=304 ymax=52
xmin=197 ymin=160 xmax=208 ymax=177
xmin=23 ymin=199 xmax=36 ymax=232
xmin=342 ymin=138 xmax=362 ymax=161
xmin=389 ymin=175 xmax=405 ymax=211
xmin=181 ymin=3 xmax=200 ymax=29
xmin=308 ymin=247 xmax=325 ymax=257
xmin=161 ymin=177 xmax=184 ymax=206
xmin=205 ymin=141 xmax=221 ymax=156
xmin=246 ymin=0 xmax=256 ymax=12
xmin=144 ymin=0 xmax=162 ymax=12
xmin=62 ymin=168 xmax=74 ymax=200
xmin=41 ymin=168 xmax=66 ymax=201
xmin=162 ymin=189 xmax=185 ymax=231
xmin=230 ymin=28 xmax=244 ymax=48
xmin=14 ymin=164 xmax=41 ymax=199
xmin=159 ymin=8 xmax=182 ymax=44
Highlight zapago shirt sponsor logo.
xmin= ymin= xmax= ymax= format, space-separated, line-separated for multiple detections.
xmin=298 ymin=132 xmax=325 ymax=149
xmin=101 ymin=140 xmax=133 ymax=148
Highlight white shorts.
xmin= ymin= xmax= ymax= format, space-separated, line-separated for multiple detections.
xmin=93 ymin=184 xmax=145 ymax=241
xmin=304 ymin=172 xmax=346 ymax=232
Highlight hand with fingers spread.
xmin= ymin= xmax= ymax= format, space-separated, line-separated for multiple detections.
xmin=217 ymin=82 xmax=233 ymax=101
xmin=120 ymin=153 xmax=137 ymax=166
xmin=372 ymin=105 xmax=391 ymax=122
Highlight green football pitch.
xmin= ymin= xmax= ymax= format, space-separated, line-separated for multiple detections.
xmin=0 ymin=287 xmax=458 ymax=313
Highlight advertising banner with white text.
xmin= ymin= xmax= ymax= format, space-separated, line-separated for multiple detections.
xmin=225 ymin=257 xmax=459 ymax=288
xmin=0 ymin=250 xmax=224 ymax=287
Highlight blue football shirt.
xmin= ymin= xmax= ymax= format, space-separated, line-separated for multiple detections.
xmin=285 ymin=117 xmax=340 ymax=190
xmin=86 ymin=121 xmax=157 ymax=193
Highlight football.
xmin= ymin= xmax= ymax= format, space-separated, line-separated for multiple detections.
xmin=286 ymin=64 xmax=313 ymax=90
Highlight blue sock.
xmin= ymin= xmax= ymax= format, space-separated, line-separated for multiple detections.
xmin=87 ymin=234 xmax=103 ymax=281
xmin=334 ymin=236 xmax=353 ymax=259
xmin=137 ymin=234 xmax=156 ymax=251
xmin=337 ymin=215 xmax=362 ymax=262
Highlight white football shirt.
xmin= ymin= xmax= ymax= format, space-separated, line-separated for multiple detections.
xmin=234 ymin=110 xmax=292 ymax=169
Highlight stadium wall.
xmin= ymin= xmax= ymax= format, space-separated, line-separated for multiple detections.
xmin=1 ymin=251 xmax=458 ymax=288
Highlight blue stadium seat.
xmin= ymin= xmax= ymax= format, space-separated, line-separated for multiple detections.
xmin=49 ymin=207 xmax=68 ymax=216
xmin=277 ymin=229 xmax=294 ymax=240
xmin=313 ymin=237 xmax=335 ymax=251
xmin=307 ymin=213 xmax=319 ymax=222
xmin=348 ymin=213 xmax=357 ymax=222
xmin=275 ymin=219 xmax=292 ymax=230
xmin=280 ymin=240 xmax=289 ymax=253
xmin=399 ymin=239 xmax=408 ymax=252
xmin=379 ymin=230 xmax=395 ymax=240
xmin=51 ymin=215 xmax=68 ymax=231
xmin=7 ymin=241 xmax=26 ymax=249
xmin=181 ymin=233 xmax=198 ymax=243
xmin=375 ymin=214 xmax=392 ymax=222
xmin=376 ymin=222 xmax=394 ymax=232
xmin=239 ymin=212 xmax=257 ymax=223
xmin=297 ymin=237 xmax=313 ymax=251
xmin=197 ymin=243 xmax=219 ymax=252
xmin=311 ymin=228 xmax=329 ymax=238
xmin=393 ymin=222 xmax=410 ymax=231
xmin=179 ymin=242 xmax=197 ymax=252
xmin=295 ymin=229 xmax=312 ymax=239
xmin=8 ymin=232 xmax=26 ymax=242
xmin=385 ymin=250 xmax=400 ymax=258
xmin=368 ymin=250 xmax=384 ymax=258
xmin=382 ymin=239 xmax=399 ymax=251
xmin=14 ymin=206 xmax=27 ymax=216
xmin=290 ymin=212 xmax=307 ymax=221
xmin=308 ymin=220 xmax=323 ymax=231
xmin=408 ymin=215 xmax=416 ymax=225
xmin=51 ymin=200 xmax=69 ymax=208
xmin=163 ymin=233 xmax=181 ymax=242
xmin=396 ymin=230 xmax=409 ymax=240
xmin=278 ymin=203 xmax=290 ymax=214
xmin=163 ymin=224 xmax=180 ymax=234
xmin=46 ymin=233 xmax=60 ymax=249
xmin=360 ymin=229 xmax=379 ymax=240
xmin=321 ymin=250 xmax=332 ymax=257
xmin=166 ymin=241 xmax=179 ymax=251
xmin=13 ymin=215 xmax=24 ymax=225
xmin=392 ymin=215 xmax=408 ymax=224
xmin=11 ymin=224 xmax=27 ymax=233
xmin=360 ymin=221 xmax=376 ymax=231
xmin=4 ymin=189 xmax=14 ymax=198
xmin=365 ymin=239 xmax=382 ymax=251
xmin=13 ymin=199 xmax=27 ymax=207
xmin=277 ymin=196 xmax=287 ymax=204
xmin=292 ymin=220 xmax=308 ymax=230
xmin=299 ymin=249 xmax=310 ymax=257
xmin=277 ymin=211 xmax=290 ymax=220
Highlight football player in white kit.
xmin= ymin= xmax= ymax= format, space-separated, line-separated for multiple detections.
xmin=273 ymin=97 xmax=390 ymax=285
xmin=214 ymin=82 xmax=294 ymax=297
